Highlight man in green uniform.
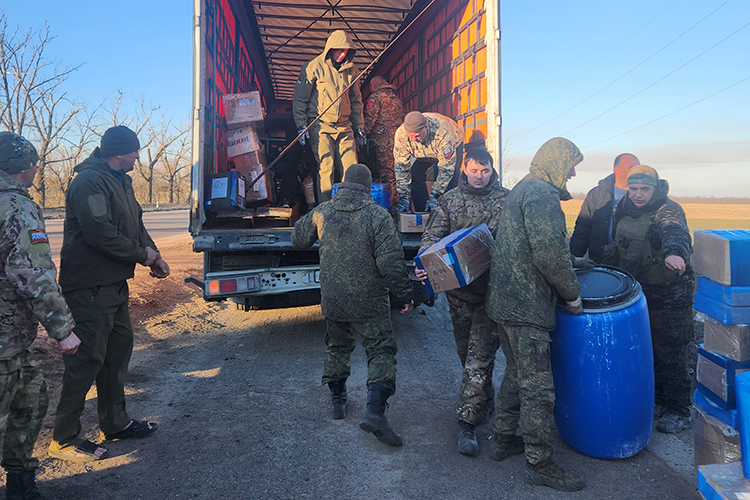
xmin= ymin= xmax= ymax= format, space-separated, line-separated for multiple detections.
xmin=49 ymin=126 xmax=169 ymax=461
xmin=486 ymin=137 xmax=587 ymax=492
xmin=0 ymin=131 xmax=80 ymax=499
xmin=292 ymin=164 xmax=414 ymax=447
xmin=363 ymin=75 xmax=404 ymax=210
xmin=392 ymin=111 xmax=463 ymax=213
xmin=415 ymin=148 xmax=509 ymax=457
xmin=293 ymin=30 xmax=365 ymax=204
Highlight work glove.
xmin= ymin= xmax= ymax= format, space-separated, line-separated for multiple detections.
xmin=573 ymin=256 xmax=596 ymax=269
xmin=425 ymin=194 xmax=437 ymax=212
xmin=355 ymin=128 xmax=367 ymax=148
xmin=562 ymin=297 xmax=584 ymax=316
xmin=297 ymin=126 xmax=310 ymax=147
xmin=394 ymin=197 xmax=410 ymax=213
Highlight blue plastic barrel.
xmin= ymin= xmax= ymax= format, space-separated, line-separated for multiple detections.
xmin=550 ymin=266 xmax=654 ymax=459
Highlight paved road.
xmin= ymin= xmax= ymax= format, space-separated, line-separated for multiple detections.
xmin=45 ymin=209 xmax=190 ymax=262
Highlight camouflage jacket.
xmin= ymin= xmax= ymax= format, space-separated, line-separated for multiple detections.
xmin=420 ymin=171 xmax=509 ymax=303
xmin=604 ymin=180 xmax=695 ymax=308
xmin=59 ymin=154 xmax=157 ymax=292
xmin=292 ymin=30 xmax=364 ymax=132
xmin=393 ymin=113 xmax=463 ymax=199
xmin=486 ymin=138 xmax=582 ymax=331
xmin=363 ymin=83 xmax=404 ymax=140
xmin=291 ymin=185 xmax=413 ymax=321
xmin=0 ymin=170 xmax=74 ymax=360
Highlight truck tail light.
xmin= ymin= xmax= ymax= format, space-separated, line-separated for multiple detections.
xmin=207 ymin=276 xmax=260 ymax=296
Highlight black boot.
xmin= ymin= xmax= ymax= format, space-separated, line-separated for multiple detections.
xmin=6 ymin=470 xmax=46 ymax=500
xmin=359 ymin=384 xmax=403 ymax=447
xmin=456 ymin=420 xmax=479 ymax=456
xmin=328 ymin=379 xmax=349 ymax=420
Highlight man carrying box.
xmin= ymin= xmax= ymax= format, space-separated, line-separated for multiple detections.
xmin=415 ymin=148 xmax=509 ymax=457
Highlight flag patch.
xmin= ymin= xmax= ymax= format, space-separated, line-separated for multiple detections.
xmin=29 ymin=229 xmax=49 ymax=244
xmin=443 ymin=147 xmax=454 ymax=159
xmin=366 ymin=100 xmax=374 ymax=110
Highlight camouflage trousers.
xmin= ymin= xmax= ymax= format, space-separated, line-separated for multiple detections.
xmin=490 ymin=324 xmax=555 ymax=466
xmin=447 ymin=296 xmax=500 ymax=425
xmin=309 ymin=125 xmax=358 ymax=203
xmin=322 ymin=314 xmax=398 ymax=394
xmin=650 ymin=306 xmax=693 ymax=417
xmin=370 ymin=133 xmax=397 ymax=211
xmin=0 ymin=350 xmax=48 ymax=473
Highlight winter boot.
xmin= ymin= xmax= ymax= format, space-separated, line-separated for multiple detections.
xmin=655 ymin=412 xmax=690 ymax=434
xmin=359 ymin=384 xmax=403 ymax=447
xmin=6 ymin=470 xmax=46 ymax=500
xmin=524 ymin=461 xmax=585 ymax=492
xmin=489 ymin=434 xmax=525 ymax=462
xmin=328 ymin=379 xmax=349 ymax=420
xmin=456 ymin=421 xmax=479 ymax=457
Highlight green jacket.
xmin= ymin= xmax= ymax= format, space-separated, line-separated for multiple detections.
xmin=486 ymin=138 xmax=582 ymax=331
xmin=291 ymin=185 xmax=412 ymax=321
xmin=0 ymin=170 xmax=74 ymax=359
xmin=292 ymin=30 xmax=364 ymax=132
xmin=59 ymin=153 xmax=157 ymax=292
xmin=419 ymin=171 xmax=509 ymax=303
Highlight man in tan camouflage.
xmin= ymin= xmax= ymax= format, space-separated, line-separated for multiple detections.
xmin=293 ymin=30 xmax=366 ymax=204
xmin=0 ymin=131 xmax=80 ymax=499
xmin=415 ymin=147 xmax=509 ymax=457
xmin=363 ymin=76 xmax=404 ymax=210
xmin=392 ymin=111 xmax=463 ymax=213
xmin=292 ymin=163 xmax=413 ymax=447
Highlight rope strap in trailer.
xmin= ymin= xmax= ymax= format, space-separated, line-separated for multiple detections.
xmin=246 ymin=0 xmax=438 ymax=191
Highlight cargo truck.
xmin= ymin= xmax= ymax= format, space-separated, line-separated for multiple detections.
xmin=188 ymin=0 xmax=501 ymax=309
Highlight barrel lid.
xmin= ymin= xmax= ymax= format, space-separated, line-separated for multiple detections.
xmin=575 ymin=266 xmax=640 ymax=309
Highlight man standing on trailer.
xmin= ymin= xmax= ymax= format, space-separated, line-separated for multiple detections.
xmin=293 ymin=30 xmax=366 ymax=204
xmin=392 ymin=111 xmax=464 ymax=213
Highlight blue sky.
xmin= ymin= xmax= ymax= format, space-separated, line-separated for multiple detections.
xmin=3 ymin=0 xmax=748 ymax=197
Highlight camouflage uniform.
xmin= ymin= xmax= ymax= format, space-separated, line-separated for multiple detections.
xmin=293 ymin=30 xmax=364 ymax=203
xmin=363 ymin=82 xmax=404 ymax=209
xmin=393 ymin=113 xmax=464 ymax=203
xmin=604 ymin=180 xmax=695 ymax=417
xmin=419 ymin=169 xmax=510 ymax=425
xmin=292 ymin=184 xmax=412 ymax=392
xmin=486 ymin=138 xmax=582 ymax=466
xmin=0 ymin=134 xmax=74 ymax=474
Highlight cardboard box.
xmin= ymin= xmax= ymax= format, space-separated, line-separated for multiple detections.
xmin=398 ymin=213 xmax=429 ymax=233
xmin=694 ymin=404 xmax=741 ymax=468
xmin=227 ymin=126 xmax=262 ymax=158
xmin=697 ymin=346 xmax=750 ymax=410
xmin=232 ymin=150 xmax=267 ymax=172
xmin=223 ymin=91 xmax=265 ymax=129
xmin=695 ymin=293 xmax=750 ymax=326
xmin=694 ymin=230 xmax=750 ymax=286
xmin=414 ymin=224 xmax=494 ymax=295
xmin=704 ymin=316 xmax=750 ymax=362
xmin=204 ymin=172 xmax=245 ymax=210
xmin=699 ymin=462 xmax=750 ymax=499
xmin=238 ymin=163 xmax=275 ymax=206
xmin=696 ymin=389 xmax=739 ymax=429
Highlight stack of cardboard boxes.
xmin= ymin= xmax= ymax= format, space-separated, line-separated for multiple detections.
xmin=693 ymin=230 xmax=750 ymax=498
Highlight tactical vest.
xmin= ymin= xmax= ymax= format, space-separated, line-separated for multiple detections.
xmin=612 ymin=212 xmax=679 ymax=286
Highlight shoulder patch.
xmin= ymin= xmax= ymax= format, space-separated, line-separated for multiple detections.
xmin=394 ymin=146 xmax=400 ymax=155
xmin=365 ymin=100 xmax=374 ymax=110
xmin=443 ymin=147 xmax=455 ymax=159
xmin=29 ymin=229 xmax=49 ymax=244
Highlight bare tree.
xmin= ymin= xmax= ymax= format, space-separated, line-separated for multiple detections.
xmin=157 ymin=120 xmax=191 ymax=203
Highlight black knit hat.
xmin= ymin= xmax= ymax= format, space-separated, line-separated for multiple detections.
xmin=343 ymin=163 xmax=372 ymax=190
xmin=100 ymin=126 xmax=140 ymax=156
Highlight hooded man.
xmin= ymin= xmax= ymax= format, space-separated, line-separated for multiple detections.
xmin=603 ymin=165 xmax=694 ymax=434
xmin=293 ymin=30 xmax=366 ymax=203
xmin=49 ymin=126 xmax=169 ymax=462
xmin=415 ymin=147 xmax=509 ymax=457
xmin=485 ymin=137 xmax=586 ymax=492
xmin=0 ymin=131 xmax=79 ymax=499
xmin=291 ymin=163 xmax=414 ymax=448
xmin=363 ymin=76 xmax=404 ymax=210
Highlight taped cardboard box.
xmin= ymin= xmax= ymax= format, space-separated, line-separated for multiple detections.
xmin=694 ymin=404 xmax=741 ymax=468
xmin=694 ymin=229 xmax=750 ymax=287
xmin=227 ymin=126 xmax=262 ymax=158
xmin=695 ymin=293 xmax=750 ymax=326
xmin=204 ymin=172 xmax=245 ymax=210
xmin=696 ymin=389 xmax=739 ymax=429
xmin=697 ymin=346 xmax=750 ymax=410
xmin=414 ymin=223 xmax=493 ymax=295
xmin=223 ymin=91 xmax=265 ymax=129
xmin=398 ymin=213 xmax=429 ymax=233
xmin=704 ymin=316 xmax=750 ymax=362
xmin=239 ymin=163 xmax=275 ymax=206
xmin=698 ymin=462 xmax=750 ymax=499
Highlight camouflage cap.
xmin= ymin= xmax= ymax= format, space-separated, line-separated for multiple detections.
xmin=627 ymin=164 xmax=659 ymax=187
xmin=0 ymin=131 xmax=39 ymax=174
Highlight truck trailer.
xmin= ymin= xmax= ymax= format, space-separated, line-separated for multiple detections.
xmin=188 ymin=0 xmax=501 ymax=309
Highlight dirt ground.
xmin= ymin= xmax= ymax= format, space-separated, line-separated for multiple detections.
xmin=1 ymin=233 xmax=701 ymax=499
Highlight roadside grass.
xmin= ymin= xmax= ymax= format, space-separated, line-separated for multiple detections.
xmin=564 ymin=214 xmax=750 ymax=235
